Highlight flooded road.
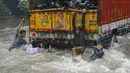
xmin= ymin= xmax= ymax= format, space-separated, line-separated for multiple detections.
xmin=0 ymin=18 xmax=130 ymax=73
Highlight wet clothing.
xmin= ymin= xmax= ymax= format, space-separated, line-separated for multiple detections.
xmin=72 ymin=32 xmax=85 ymax=56
xmin=72 ymin=14 xmax=85 ymax=56
xmin=9 ymin=33 xmax=27 ymax=51
xmin=74 ymin=32 xmax=85 ymax=47
xmin=72 ymin=13 xmax=85 ymax=47
xmin=90 ymin=47 xmax=104 ymax=60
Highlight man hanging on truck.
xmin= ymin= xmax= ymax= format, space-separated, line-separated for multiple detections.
xmin=8 ymin=19 xmax=27 ymax=51
xmin=71 ymin=11 xmax=86 ymax=59
xmin=72 ymin=27 xmax=85 ymax=58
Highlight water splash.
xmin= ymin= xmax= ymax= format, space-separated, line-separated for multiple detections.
xmin=0 ymin=26 xmax=130 ymax=73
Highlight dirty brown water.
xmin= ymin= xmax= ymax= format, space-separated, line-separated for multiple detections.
xmin=0 ymin=18 xmax=130 ymax=73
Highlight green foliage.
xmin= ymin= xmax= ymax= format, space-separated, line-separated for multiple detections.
xmin=18 ymin=0 xmax=28 ymax=11
xmin=0 ymin=0 xmax=10 ymax=13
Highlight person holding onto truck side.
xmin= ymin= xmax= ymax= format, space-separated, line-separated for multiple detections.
xmin=90 ymin=43 xmax=104 ymax=61
xmin=71 ymin=11 xmax=85 ymax=60
xmin=72 ymin=27 xmax=85 ymax=58
xmin=8 ymin=19 xmax=27 ymax=51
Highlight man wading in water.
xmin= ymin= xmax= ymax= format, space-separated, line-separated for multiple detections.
xmin=71 ymin=10 xmax=86 ymax=61
xmin=72 ymin=27 xmax=85 ymax=59
xmin=8 ymin=19 xmax=27 ymax=51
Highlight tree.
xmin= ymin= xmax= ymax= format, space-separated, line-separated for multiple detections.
xmin=18 ymin=0 xmax=28 ymax=11
xmin=0 ymin=0 xmax=10 ymax=13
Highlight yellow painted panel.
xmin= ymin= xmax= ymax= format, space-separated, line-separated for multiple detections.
xmin=30 ymin=12 xmax=36 ymax=30
xmin=52 ymin=12 xmax=71 ymax=31
xmin=85 ymin=13 xmax=90 ymax=32
xmin=70 ymin=13 xmax=83 ymax=32
xmin=85 ymin=10 xmax=98 ymax=32
xmin=70 ymin=13 xmax=73 ymax=32
xmin=29 ymin=9 xmax=98 ymax=33
xmin=63 ymin=12 xmax=71 ymax=31
xmin=35 ymin=12 xmax=40 ymax=31
xmin=75 ymin=13 xmax=82 ymax=28
xmin=35 ymin=12 xmax=52 ymax=31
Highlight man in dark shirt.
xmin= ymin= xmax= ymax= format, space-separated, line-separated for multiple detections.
xmin=8 ymin=19 xmax=27 ymax=51
xmin=72 ymin=27 xmax=85 ymax=57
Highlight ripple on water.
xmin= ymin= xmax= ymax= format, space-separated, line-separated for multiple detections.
xmin=0 ymin=27 xmax=130 ymax=73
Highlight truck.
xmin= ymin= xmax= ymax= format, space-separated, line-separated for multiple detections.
xmin=27 ymin=0 xmax=130 ymax=49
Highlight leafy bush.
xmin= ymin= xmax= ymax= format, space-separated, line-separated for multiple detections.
xmin=18 ymin=0 xmax=28 ymax=11
xmin=0 ymin=0 xmax=10 ymax=13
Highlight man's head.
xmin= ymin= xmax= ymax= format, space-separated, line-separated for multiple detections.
xmin=76 ymin=27 xmax=82 ymax=35
xmin=97 ymin=43 xmax=104 ymax=50
xmin=20 ymin=30 xmax=26 ymax=38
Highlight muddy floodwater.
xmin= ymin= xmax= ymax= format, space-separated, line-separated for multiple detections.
xmin=0 ymin=17 xmax=130 ymax=73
